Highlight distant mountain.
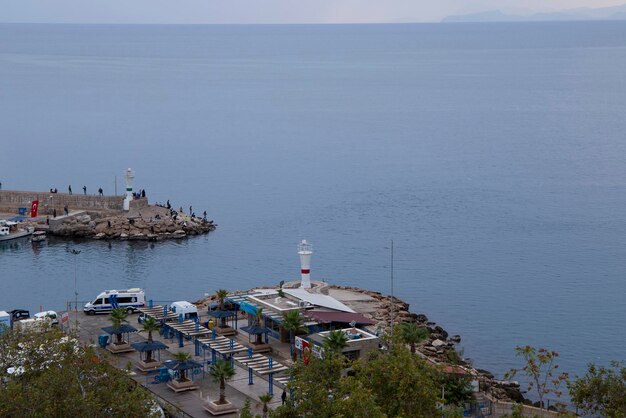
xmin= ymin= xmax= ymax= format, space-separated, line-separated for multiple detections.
xmin=443 ymin=3 xmax=626 ymax=23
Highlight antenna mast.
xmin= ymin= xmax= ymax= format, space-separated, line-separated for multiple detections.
xmin=390 ymin=239 xmax=394 ymax=336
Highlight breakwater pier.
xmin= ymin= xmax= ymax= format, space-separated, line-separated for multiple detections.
xmin=0 ymin=189 xmax=215 ymax=240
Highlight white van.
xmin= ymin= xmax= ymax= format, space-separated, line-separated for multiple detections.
xmin=170 ymin=301 xmax=198 ymax=320
xmin=83 ymin=288 xmax=145 ymax=315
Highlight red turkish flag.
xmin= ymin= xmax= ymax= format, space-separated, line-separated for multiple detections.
xmin=302 ymin=340 xmax=311 ymax=365
xmin=31 ymin=200 xmax=39 ymax=217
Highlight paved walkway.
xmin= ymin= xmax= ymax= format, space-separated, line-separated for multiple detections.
xmin=75 ymin=311 xmax=288 ymax=418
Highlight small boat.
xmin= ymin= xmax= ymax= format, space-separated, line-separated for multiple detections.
xmin=0 ymin=220 xmax=34 ymax=241
xmin=31 ymin=231 xmax=47 ymax=242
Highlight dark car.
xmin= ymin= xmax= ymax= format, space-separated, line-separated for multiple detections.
xmin=10 ymin=309 xmax=30 ymax=325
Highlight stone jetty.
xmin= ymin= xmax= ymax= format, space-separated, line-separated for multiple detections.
xmin=52 ymin=206 xmax=215 ymax=241
xmin=0 ymin=189 xmax=216 ymax=241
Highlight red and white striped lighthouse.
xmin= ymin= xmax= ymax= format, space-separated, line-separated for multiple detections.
xmin=298 ymin=240 xmax=313 ymax=289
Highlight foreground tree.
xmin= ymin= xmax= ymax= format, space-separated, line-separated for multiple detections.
xmin=254 ymin=307 xmax=265 ymax=345
xmin=141 ymin=316 xmax=161 ymax=362
xmin=505 ymin=346 xmax=569 ymax=409
xmin=354 ymin=337 xmax=440 ymax=417
xmin=281 ymin=310 xmax=307 ymax=361
xmin=438 ymin=369 xmax=474 ymax=407
xmin=239 ymin=398 xmax=254 ymax=418
xmin=109 ymin=307 xmax=129 ymax=344
xmin=568 ymin=361 xmax=626 ymax=417
xmin=274 ymin=351 xmax=384 ymax=418
xmin=0 ymin=328 xmax=159 ymax=417
xmin=259 ymin=393 xmax=273 ymax=418
xmin=322 ymin=329 xmax=348 ymax=353
xmin=209 ymin=360 xmax=236 ymax=405
xmin=215 ymin=288 xmax=230 ymax=328
xmin=173 ymin=351 xmax=193 ymax=382
xmin=274 ymin=334 xmax=442 ymax=418
xmin=399 ymin=321 xmax=429 ymax=354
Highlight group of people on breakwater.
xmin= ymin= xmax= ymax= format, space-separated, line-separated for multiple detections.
xmin=152 ymin=200 xmax=209 ymax=222
xmin=48 ymin=200 xmax=215 ymax=240
xmin=53 ymin=185 xmax=106 ymax=196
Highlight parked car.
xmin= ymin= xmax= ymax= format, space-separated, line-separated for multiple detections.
xmin=34 ymin=310 xmax=58 ymax=326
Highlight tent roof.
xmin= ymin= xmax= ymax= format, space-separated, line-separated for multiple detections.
xmin=131 ymin=341 xmax=168 ymax=352
xmin=208 ymin=310 xmax=236 ymax=319
xmin=284 ymin=289 xmax=355 ymax=313
xmin=240 ymin=325 xmax=271 ymax=335
xmin=304 ymin=311 xmax=374 ymax=325
xmin=163 ymin=359 xmax=203 ymax=371
xmin=101 ymin=324 xmax=138 ymax=335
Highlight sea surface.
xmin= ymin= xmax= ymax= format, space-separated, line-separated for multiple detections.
xmin=1 ymin=22 xmax=626 ymax=390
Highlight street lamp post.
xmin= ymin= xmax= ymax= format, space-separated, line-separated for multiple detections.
xmin=71 ymin=249 xmax=81 ymax=332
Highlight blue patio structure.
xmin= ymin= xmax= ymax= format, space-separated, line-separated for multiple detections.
xmin=131 ymin=340 xmax=169 ymax=372
xmin=163 ymin=358 xmax=203 ymax=393
xmin=101 ymin=324 xmax=137 ymax=354
xmin=207 ymin=310 xmax=238 ymax=336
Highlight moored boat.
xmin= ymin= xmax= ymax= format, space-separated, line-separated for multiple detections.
xmin=31 ymin=231 xmax=46 ymax=242
xmin=0 ymin=220 xmax=34 ymax=241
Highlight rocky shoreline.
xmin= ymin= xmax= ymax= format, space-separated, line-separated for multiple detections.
xmin=195 ymin=283 xmax=525 ymax=404
xmin=328 ymin=285 xmax=525 ymax=403
xmin=47 ymin=205 xmax=216 ymax=241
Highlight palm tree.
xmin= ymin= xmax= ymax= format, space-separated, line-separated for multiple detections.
xmin=109 ymin=307 xmax=129 ymax=344
xmin=399 ymin=322 xmax=429 ymax=354
xmin=215 ymin=289 xmax=229 ymax=328
xmin=173 ymin=351 xmax=193 ymax=382
xmin=258 ymin=393 xmax=273 ymax=418
xmin=209 ymin=360 xmax=236 ymax=404
xmin=323 ymin=329 xmax=349 ymax=353
xmin=141 ymin=316 xmax=161 ymax=362
xmin=254 ymin=307 xmax=264 ymax=345
xmin=282 ymin=310 xmax=308 ymax=361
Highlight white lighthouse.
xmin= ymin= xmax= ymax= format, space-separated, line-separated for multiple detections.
xmin=123 ymin=168 xmax=135 ymax=211
xmin=298 ymin=240 xmax=313 ymax=289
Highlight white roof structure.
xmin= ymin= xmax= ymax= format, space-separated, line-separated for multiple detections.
xmin=284 ymin=288 xmax=355 ymax=313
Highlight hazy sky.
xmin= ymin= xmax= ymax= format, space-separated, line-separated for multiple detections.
xmin=1 ymin=0 xmax=625 ymax=24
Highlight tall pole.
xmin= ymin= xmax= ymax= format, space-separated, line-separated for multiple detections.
xmin=390 ymin=239 xmax=394 ymax=336
xmin=71 ymin=249 xmax=81 ymax=332
xmin=441 ymin=386 xmax=445 ymax=418
xmin=114 ymin=176 xmax=117 ymax=196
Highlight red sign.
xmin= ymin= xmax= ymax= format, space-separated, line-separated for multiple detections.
xmin=31 ymin=200 xmax=39 ymax=217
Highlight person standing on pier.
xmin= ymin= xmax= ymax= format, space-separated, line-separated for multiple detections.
xmin=83 ymin=185 xmax=87 ymax=195
xmin=64 ymin=205 xmax=68 ymax=216
xmin=68 ymin=185 xmax=72 ymax=194
xmin=203 ymin=211 xmax=207 ymax=220
xmin=98 ymin=188 xmax=103 ymax=196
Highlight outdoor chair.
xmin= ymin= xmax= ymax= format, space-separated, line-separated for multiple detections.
xmin=151 ymin=367 xmax=171 ymax=384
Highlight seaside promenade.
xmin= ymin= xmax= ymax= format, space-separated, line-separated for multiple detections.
xmin=75 ymin=310 xmax=288 ymax=418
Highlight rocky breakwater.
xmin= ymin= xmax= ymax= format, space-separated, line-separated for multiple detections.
xmin=329 ymin=285 xmax=524 ymax=403
xmin=50 ymin=206 xmax=215 ymax=241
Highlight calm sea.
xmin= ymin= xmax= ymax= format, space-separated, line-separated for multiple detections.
xmin=1 ymin=22 xmax=625 ymax=383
